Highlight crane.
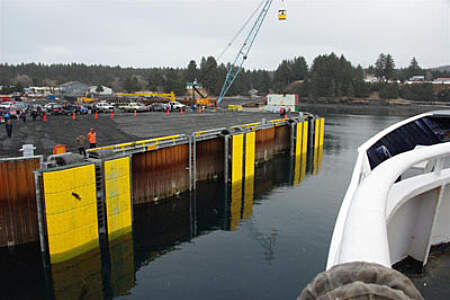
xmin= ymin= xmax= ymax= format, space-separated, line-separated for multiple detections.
xmin=216 ymin=0 xmax=286 ymax=106
xmin=188 ymin=80 xmax=211 ymax=106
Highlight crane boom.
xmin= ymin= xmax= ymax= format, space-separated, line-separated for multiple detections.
xmin=216 ymin=0 xmax=273 ymax=106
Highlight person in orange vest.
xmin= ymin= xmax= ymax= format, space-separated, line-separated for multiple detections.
xmin=87 ymin=128 xmax=97 ymax=148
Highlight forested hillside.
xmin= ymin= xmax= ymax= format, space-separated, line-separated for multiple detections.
xmin=1 ymin=53 xmax=449 ymax=101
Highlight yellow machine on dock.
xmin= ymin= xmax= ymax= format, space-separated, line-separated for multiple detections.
xmin=116 ymin=91 xmax=176 ymax=102
xmin=77 ymin=96 xmax=95 ymax=104
xmin=189 ymin=82 xmax=215 ymax=107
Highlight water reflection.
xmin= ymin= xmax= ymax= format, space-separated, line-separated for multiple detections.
xmin=294 ymin=153 xmax=307 ymax=185
xmin=107 ymin=233 xmax=135 ymax=297
xmin=313 ymin=145 xmax=324 ymax=175
xmin=0 ymin=243 xmax=47 ymax=299
xmin=230 ymin=181 xmax=243 ymax=231
xmin=243 ymin=176 xmax=254 ymax=220
xmin=51 ymin=248 xmax=103 ymax=300
xmin=0 ymin=150 xmax=322 ymax=299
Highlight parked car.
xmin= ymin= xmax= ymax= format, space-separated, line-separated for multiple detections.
xmin=29 ymin=105 xmax=44 ymax=120
xmin=170 ymin=101 xmax=186 ymax=111
xmin=0 ymin=102 xmax=13 ymax=109
xmin=79 ymin=105 xmax=89 ymax=114
xmin=121 ymin=102 xmax=148 ymax=112
xmin=62 ymin=105 xmax=77 ymax=115
xmin=30 ymin=104 xmax=43 ymax=112
xmin=14 ymin=102 xmax=28 ymax=112
xmin=150 ymin=102 xmax=166 ymax=112
xmin=95 ymin=102 xmax=115 ymax=113
xmin=44 ymin=103 xmax=55 ymax=111
xmin=7 ymin=105 xmax=21 ymax=119
xmin=0 ymin=109 xmax=7 ymax=122
xmin=44 ymin=103 xmax=64 ymax=115
xmin=61 ymin=104 xmax=87 ymax=115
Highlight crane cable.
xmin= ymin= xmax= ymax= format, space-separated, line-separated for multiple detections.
xmin=217 ymin=0 xmax=266 ymax=62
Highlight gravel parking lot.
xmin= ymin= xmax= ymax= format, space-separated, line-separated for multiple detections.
xmin=0 ymin=109 xmax=286 ymax=158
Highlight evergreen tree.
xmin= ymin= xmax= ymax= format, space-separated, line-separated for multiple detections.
xmin=164 ymin=68 xmax=185 ymax=95
xmin=379 ymin=83 xmax=399 ymax=99
xmin=148 ymin=70 xmax=163 ymax=92
xmin=407 ymin=57 xmax=421 ymax=79
xmin=200 ymin=56 xmax=219 ymax=95
xmin=274 ymin=60 xmax=292 ymax=90
xmin=375 ymin=53 xmax=386 ymax=80
xmin=347 ymin=82 xmax=355 ymax=97
xmin=186 ymin=60 xmax=198 ymax=82
xmin=292 ymin=56 xmax=308 ymax=80
xmin=355 ymin=65 xmax=364 ymax=81
xmin=123 ymin=76 xmax=140 ymax=93
xmin=384 ymin=54 xmax=395 ymax=81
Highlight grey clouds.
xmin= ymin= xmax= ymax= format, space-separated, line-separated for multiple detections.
xmin=0 ymin=0 xmax=449 ymax=69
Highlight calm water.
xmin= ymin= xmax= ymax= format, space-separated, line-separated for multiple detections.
xmin=1 ymin=109 xmax=449 ymax=299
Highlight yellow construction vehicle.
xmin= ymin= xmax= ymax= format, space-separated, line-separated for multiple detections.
xmin=116 ymin=91 xmax=176 ymax=102
xmin=77 ymin=96 xmax=95 ymax=104
xmin=188 ymin=81 xmax=215 ymax=107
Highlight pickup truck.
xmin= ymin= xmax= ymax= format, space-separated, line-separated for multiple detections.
xmin=120 ymin=102 xmax=148 ymax=112
xmin=95 ymin=102 xmax=115 ymax=113
xmin=170 ymin=101 xmax=186 ymax=112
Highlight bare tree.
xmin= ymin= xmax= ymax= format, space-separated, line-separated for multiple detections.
xmin=12 ymin=74 xmax=32 ymax=87
xmin=111 ymin=77 xmax=123 ymax=92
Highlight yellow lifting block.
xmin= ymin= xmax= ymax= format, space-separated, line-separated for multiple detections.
xmin=43 ymin=164 xmax=99 ymax=264
xmin=147 ymin=144 xmax=157 ymax=151
xmin=195 ymin=131 xmax=207 ymax=137
xmin=231 ymin=134 xmax=244 ymax=183
xmin=228 ymin=105 xmax=243 ymax=112
xmin=104 ymin=157 xmax=132 ymax=240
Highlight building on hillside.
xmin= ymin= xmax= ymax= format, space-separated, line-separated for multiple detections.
xmin=405 ymin=75 xmax=425 ymax=84
xmin=88 ymin=85 xmax=113 ymax=96
xmin=249 ymin=89 xmax=258 ymax=97
xmin=59 ymin=81 xmax=89 ymax=98
xmin=432 ymin=78 xmax=450 ymax=93
xmin=24 ymin=86 xmax=56 ymax=97
xmin=410 ymin=75 xmax=425 ymax=81
xmin=364 ymin=76 xmax=379 ymax=83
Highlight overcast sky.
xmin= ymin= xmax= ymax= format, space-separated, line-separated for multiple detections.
xmin=0 ymin=0 xmax=449 ymax=70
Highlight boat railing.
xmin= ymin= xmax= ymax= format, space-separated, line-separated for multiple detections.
xmin=327 ymin=142 xmax=450 ymax=269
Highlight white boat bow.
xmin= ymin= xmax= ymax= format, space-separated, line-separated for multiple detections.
xmin=328 ymin=111 xmax=450 ymax=270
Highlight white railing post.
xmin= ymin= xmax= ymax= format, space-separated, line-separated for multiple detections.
xmin=434 ymin=158 xmax=444 ymax=176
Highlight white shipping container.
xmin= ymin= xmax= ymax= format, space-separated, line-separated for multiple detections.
xmin=267 ymin=94 xmax=298 ymax=106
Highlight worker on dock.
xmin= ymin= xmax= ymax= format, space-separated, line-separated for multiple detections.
xmin=87 ymin=128 xmax=97 ymax=148
xmin=19 ymin=110 xmax=26 ymax=123
xmin=76 ymin=134 xmax=87 ymax=158
xmin=5 ymin=119 xmax=12 ymax=138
